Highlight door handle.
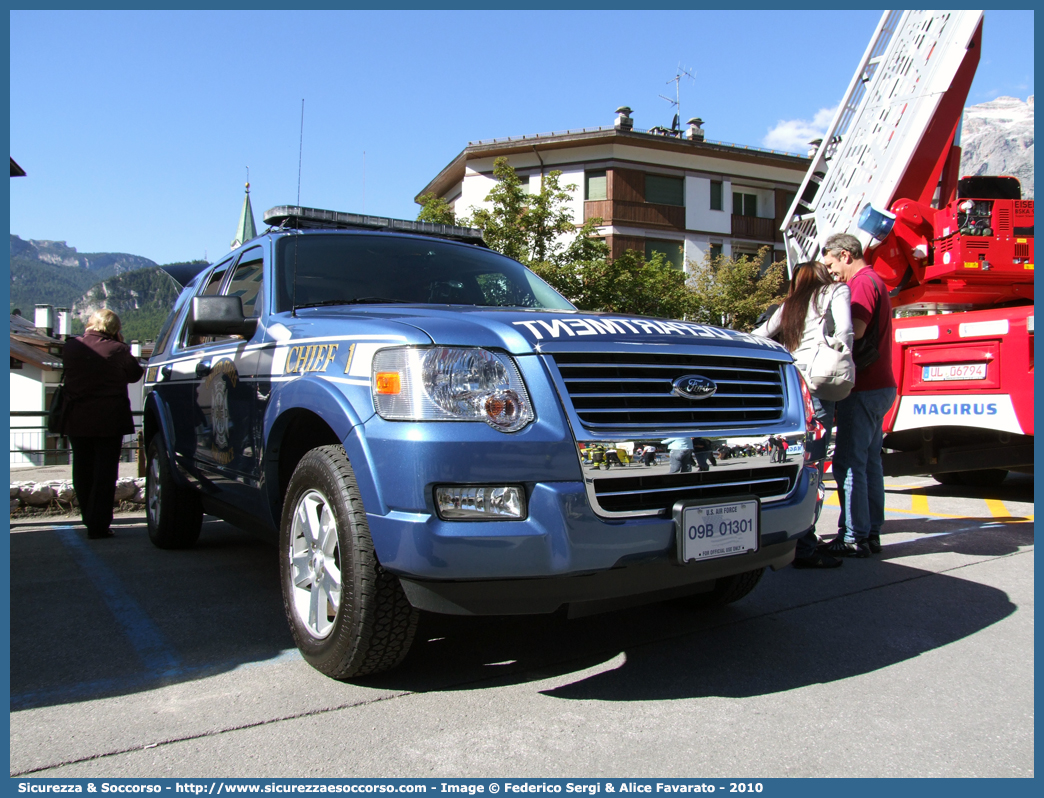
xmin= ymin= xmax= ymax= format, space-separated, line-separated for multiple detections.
xmin=195 ymin=360 xmax=212 ymax=377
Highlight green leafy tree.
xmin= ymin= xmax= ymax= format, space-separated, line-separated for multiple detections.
xmin=415 ymin=193 xmax=457 ymax=225
xmin=531 ymin=249 xmax=691 ymax=318
xmin=686 ymin=248 xmax=787 ymax=331
xmin=416 ymin=160 xmax=785 ymax=326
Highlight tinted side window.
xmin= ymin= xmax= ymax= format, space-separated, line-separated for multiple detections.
xmin=154 ymin=288 xmax=193 ymax=355
xmin=225 ymin=250 xmax=264 ymax=317
xmin=182 ymin=263 xmax=231 ymax=348
xmin=202 ymin=267 xmax=228 ymax=296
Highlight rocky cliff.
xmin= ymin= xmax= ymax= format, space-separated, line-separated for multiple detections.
xmin=9 ymin=235 xmax=157 ymax=273
xmin=959 ymin=95 xmax=1034 ymax=198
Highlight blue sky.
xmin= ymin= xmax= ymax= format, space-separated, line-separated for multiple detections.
xmin=9 ymin=9 xmax=1035 ymax=266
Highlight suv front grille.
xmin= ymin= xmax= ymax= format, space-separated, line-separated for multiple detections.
xmin=593 ymin=464 xmax=800 ymax=515
xmin=551 ymin=352 xmax=785 ymax=432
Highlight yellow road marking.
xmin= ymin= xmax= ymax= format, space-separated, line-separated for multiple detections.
xmin=911 ymin=494 xmax=929 ymax=515
xmin=884 ymin=507 xmax=975 ymax=519
xmin=985 ymin=499 xmax=1010 ymax=518
xmin=821 ymin=492 xmax=1033 ymax=522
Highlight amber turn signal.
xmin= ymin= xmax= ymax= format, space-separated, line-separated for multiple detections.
xmin=374 ymin=372 xmax=402 ymax=395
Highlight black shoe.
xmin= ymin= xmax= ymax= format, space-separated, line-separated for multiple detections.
xmin=868 ymin=534 xmax=882 ymax=554
xmin=793 ymin=552 xmax=843 ymax=569
xmin=87 ymin=529 xmax=115 ymax=539
xmin=819 ymin=537 xmax=870 ymax=558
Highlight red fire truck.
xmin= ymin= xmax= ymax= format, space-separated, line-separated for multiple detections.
xmin=781 ymin=10 xmax=1033 ymax=485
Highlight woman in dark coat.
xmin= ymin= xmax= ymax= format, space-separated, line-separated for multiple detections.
xmin=60 ymin=309 xmax=144 ymax=539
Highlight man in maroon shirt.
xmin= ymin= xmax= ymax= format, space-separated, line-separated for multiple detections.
xmin=819 ymin=234 xmax=897 ymax=557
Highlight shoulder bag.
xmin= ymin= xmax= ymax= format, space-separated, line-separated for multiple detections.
xmin=806 ymin=287 xmax=856 ymax=401
xmin=47 ymin=373 xmax=68 ymax=435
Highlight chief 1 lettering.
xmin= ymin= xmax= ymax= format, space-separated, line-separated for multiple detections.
xmin=285 ymin=343 xmax=339 ymax=374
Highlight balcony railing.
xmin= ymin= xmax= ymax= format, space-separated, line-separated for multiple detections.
xmin=585 ymin=200 xmax=685 ymax=229
xmin=10 ymin=411 xmax=144 ymax=470
xmin=731 ymin=215 xmax=780 ymax=241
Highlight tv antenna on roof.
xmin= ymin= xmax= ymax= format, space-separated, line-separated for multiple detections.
xmin=659 ymin=65 xmax=696 ymax=130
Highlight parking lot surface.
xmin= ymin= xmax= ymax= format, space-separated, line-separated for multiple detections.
xmin=9 ymin=473 xmax=1033 ymax=778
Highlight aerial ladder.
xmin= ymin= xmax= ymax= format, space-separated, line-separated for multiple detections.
xmin=781 ymin=9 xmax=1033 ymax=485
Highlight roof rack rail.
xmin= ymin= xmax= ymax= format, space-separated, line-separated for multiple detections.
xmin=263 ymin=206 xmax=486 ymax=246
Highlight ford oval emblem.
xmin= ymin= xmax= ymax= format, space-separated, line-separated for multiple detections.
xmin=671 ymin=374 xmax=717 ymax=400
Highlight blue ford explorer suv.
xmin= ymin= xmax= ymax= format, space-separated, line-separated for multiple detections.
xmin=143 ymin=206 xmax=821 ymax=679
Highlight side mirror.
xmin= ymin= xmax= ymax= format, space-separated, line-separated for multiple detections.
xmin=190 ymin=296 xmax=258 ymax=337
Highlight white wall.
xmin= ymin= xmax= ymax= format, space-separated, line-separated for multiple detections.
xmin=686 ymin=176 xmax=730 ymax=234
xmin=683 ymin=238 xmax=705 ymax=272
xmin=10 ymin=367 xmax=46 ymax=467
xmin=555 ymin=167 xmax=586 ymax=230
xmin=458 ymin=168 xmax=499 ymax=220
xmin=10 ymin=368 xmax=44 ymax=413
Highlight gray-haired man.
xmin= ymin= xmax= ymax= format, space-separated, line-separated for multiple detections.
xmin=819 ymin=233 xmax=897 ymax=557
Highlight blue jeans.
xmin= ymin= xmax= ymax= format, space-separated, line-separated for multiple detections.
xmin=832 ymin=387 xmax=897 ymax=543
xmin=669 ymin=449 xmax=694 ymax=473
xmin=796 ymin=396 xmax=835 ymax=558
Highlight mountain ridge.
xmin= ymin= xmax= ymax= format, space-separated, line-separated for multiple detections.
xmin=10 ymin=235 xmax=157 ymax=273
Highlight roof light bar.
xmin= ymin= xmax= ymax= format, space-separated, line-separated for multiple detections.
xmin=263 ymin=206 xmax=486 ymax=245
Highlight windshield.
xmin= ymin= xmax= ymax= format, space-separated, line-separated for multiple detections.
xmin=275 ymin=233 xmax=574 ymax=312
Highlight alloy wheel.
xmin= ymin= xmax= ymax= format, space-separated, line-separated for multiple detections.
xmin=288 ymin=489 xmax=343 ymax=639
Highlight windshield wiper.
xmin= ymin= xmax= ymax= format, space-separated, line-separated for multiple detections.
xmin=296 ymin=297 xmax=412 ymax=309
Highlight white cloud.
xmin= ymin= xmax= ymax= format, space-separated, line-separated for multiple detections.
xmin=761 ymin=106 xmax=837 ymax=153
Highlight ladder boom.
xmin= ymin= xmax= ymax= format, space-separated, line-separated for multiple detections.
xmin=782 ymin=10 xmax=984 ymax=274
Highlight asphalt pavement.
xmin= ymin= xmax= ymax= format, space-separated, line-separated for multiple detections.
xmin=9 ymin=472 xmax=1034 ymax=778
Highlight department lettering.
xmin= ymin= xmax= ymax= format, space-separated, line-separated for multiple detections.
xmin=510 ymin=318 xmax=779 ymax=349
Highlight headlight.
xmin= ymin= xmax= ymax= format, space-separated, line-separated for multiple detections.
xmin=372 ymin=346 xmax=534 ymax=432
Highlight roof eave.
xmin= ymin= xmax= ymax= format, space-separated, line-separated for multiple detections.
xmin=415 ymin=150 xmax=467 ymax=204
xmin=416 ymin=129 xmax=810 ymax=201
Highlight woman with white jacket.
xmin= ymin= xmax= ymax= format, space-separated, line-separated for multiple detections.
xmin=753 ymin=261 xmax=853 ymax=569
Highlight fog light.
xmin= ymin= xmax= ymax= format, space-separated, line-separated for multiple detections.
xmin=435 ymin=485 xmax=526 ymax=520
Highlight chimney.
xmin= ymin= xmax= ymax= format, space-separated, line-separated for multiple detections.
xmin=614 ymin=106 xmax=634 ymax=131
xmin=807 ymin=138 xmax=823 ymax=158
xmin=34 ymin=304 xmax=54 ymax=338
xmin=685 ymin=117 xmax=705 ymax=142
xmin=54 ymin=307 xmax=71 ymax=339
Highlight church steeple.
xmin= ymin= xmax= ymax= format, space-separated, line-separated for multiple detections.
xmin=231 ymin=181 xmax=257 ymax=249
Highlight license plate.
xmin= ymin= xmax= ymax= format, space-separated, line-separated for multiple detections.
xmin=923 ymin=363 xmax=987 ymax=381
xmin=675 ymin=498 xmax=759 ymax=563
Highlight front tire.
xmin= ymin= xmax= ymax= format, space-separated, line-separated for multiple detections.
xmin=280 ymin=445 xmax=418 ymax=679
xmin=146 ymin=437 xmax=203 ymax=549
